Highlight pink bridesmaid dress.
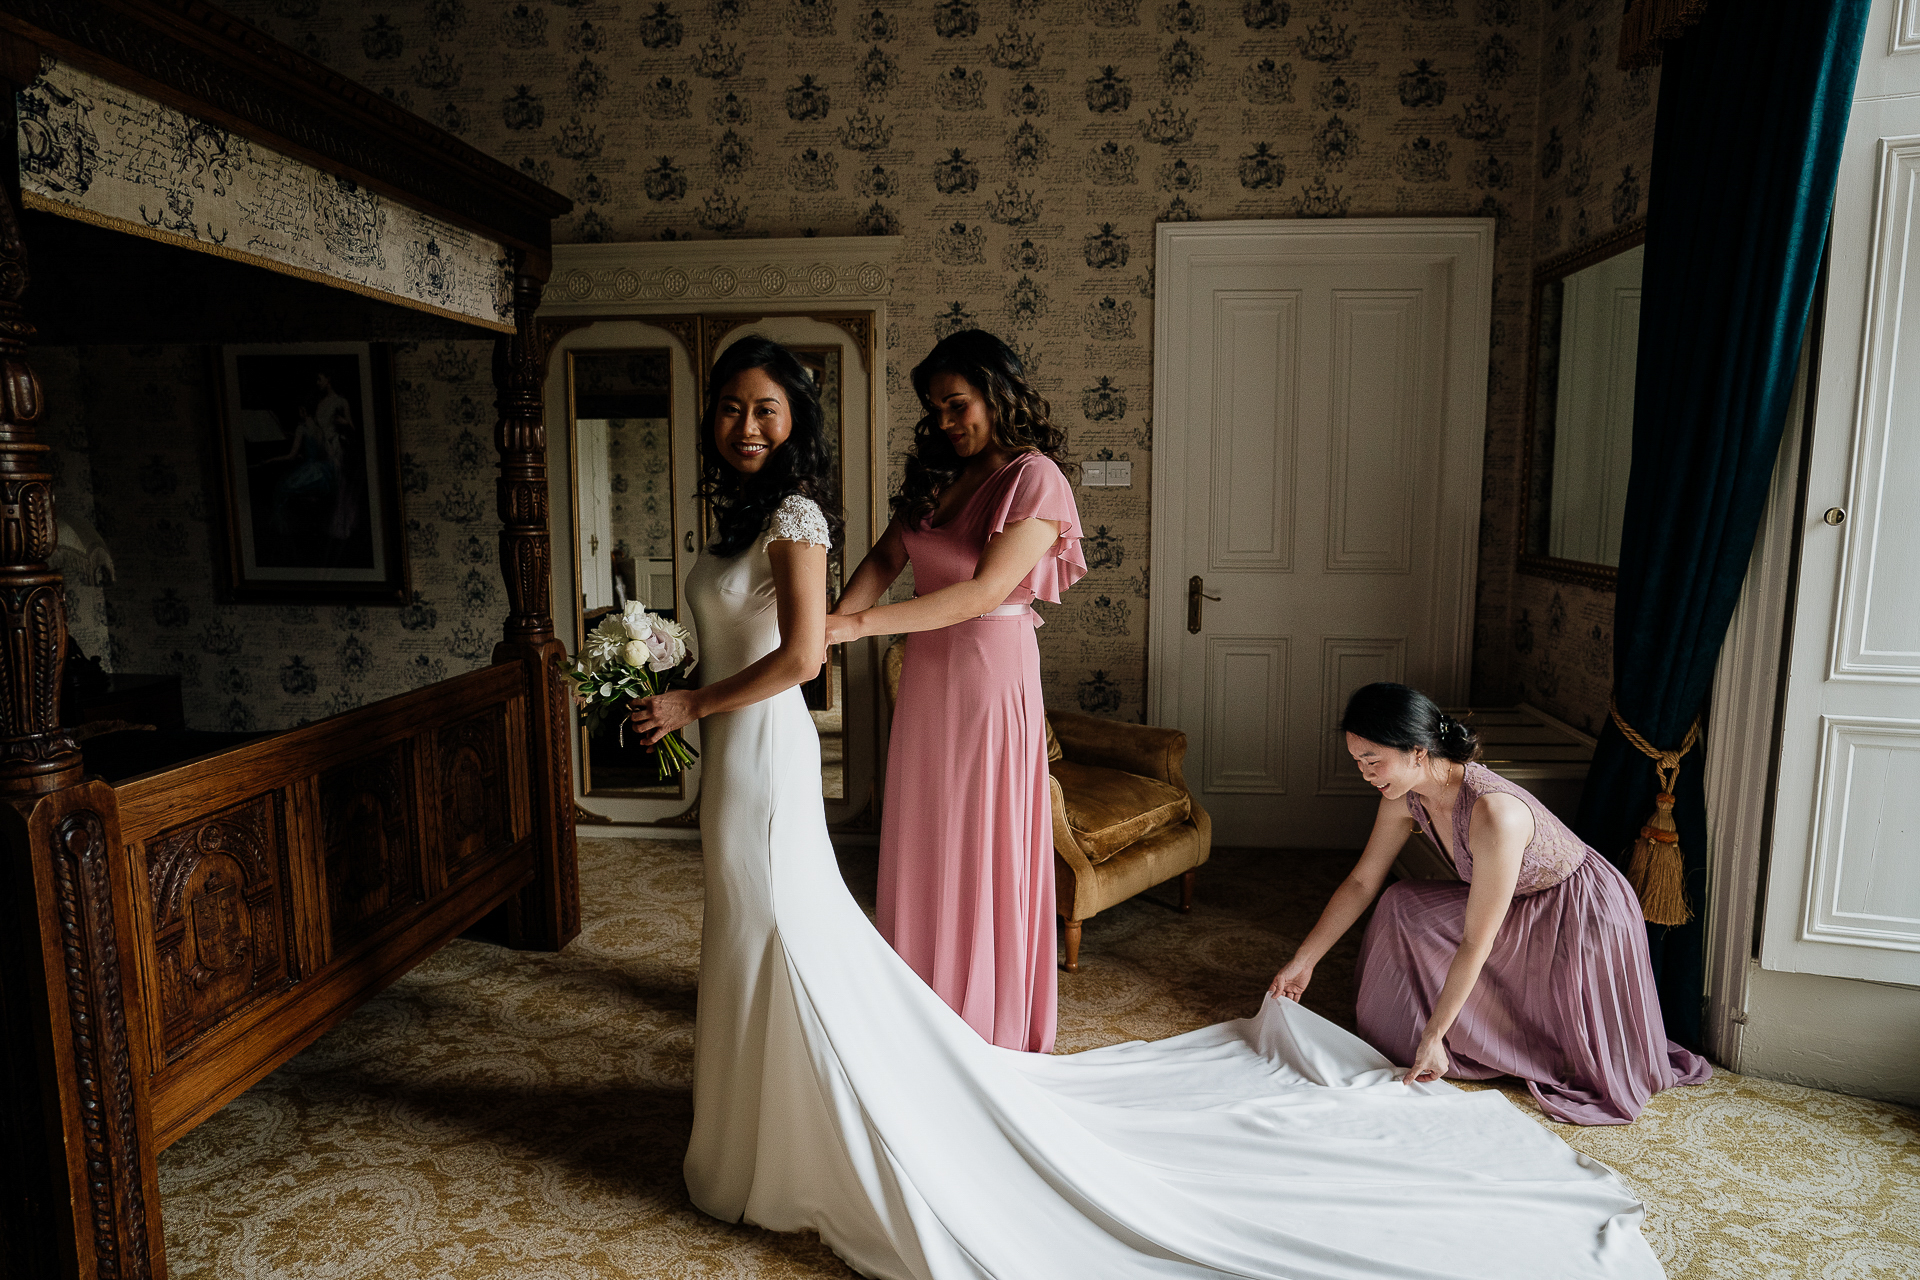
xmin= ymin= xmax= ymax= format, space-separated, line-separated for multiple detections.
xmin=1357 ymin=762 xmax=1712 ymax=1124
xmin=879 ymin=452 xmax=1085 ymax=1053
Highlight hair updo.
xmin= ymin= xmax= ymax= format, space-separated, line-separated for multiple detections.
xmin=1338 ymin=682 xmax=1481 ymax=765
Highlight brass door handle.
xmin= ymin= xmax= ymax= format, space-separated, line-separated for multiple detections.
xmin=1187 ymin=575 xmax=1221 ymax=633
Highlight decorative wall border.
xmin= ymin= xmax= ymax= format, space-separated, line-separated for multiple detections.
xmin=20 ymin=58 xmax=515 ymax=332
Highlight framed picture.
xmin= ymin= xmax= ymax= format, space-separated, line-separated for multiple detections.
xmin=214 ymin=342 xmax=409 ymax=604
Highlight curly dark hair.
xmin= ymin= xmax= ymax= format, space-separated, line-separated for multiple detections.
xmin=891 ymin=328 xmax=1072 ymax=525
xmin=695 ymin=335 xmax=844 ymax=557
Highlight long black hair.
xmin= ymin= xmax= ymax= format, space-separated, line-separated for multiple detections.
xmin=695 ymin=335 xmax=843 ymax=557
xmin=1339 ymin=682 xmax=1481 ymax=765
xmin=891 ymin=328 xmax=1071 ymax=525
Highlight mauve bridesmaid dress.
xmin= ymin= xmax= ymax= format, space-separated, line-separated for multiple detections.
xmin=878 ymin=452 xmax=1084 ymax=1053
xmin=1357 ymin=762 xmax=1713 ymax=1124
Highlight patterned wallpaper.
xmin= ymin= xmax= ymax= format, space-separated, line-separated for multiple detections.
xmin=608 ymin=418 xmax=675 ymax=566
xmin=42 ymin=341 xmax=507 ymax=732
xmin=220 ymin=0 xmax=1558 ymax=725
xmin=1508 ymin=2 xmax=1658 ymax=737
xmin=43 ymin=0 xmax=1658 ymax=734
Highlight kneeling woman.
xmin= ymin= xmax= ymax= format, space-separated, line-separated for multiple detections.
xmin=1270 ymin=682 xmax=1711 ymax=1124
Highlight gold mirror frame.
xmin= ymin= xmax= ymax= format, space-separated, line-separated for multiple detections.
xmin=1517 ymin=219 xmax=1647 ymax=590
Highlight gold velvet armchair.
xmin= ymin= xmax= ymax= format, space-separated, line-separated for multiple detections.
xmin=883 ymin=642 xmax=1213 ymax=972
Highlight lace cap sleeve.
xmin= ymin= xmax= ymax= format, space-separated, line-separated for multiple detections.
xmin=762 ymin=494 xmax=832 ymax=550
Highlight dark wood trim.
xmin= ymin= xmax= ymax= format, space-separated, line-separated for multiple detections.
xmin=493 ymin=262 xmax=579 ymax=950
xmin=1513 ymin=552 xmax=1620 ymax=590
xmin=0 ymin=82 xmax=79 ymax=796
xmin=0 ymin=0 xmax=571 ymax=256
xmin=5 ymin=781 xmax=164 ymax=1280
xmin=1516 ymin=219 xmax=1646 ymax=591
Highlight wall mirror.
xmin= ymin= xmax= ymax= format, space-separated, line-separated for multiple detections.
xmin=1520 ymin=223 xmax=1645 ymax=587
xmin=569 ymin=346 xmax=683 ymax=798
xmin=539 ymin=236 xmax=898 ymax=830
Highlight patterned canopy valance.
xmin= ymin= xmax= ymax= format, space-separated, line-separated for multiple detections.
xmin=17 ymin=58 xmax=514 ymax=332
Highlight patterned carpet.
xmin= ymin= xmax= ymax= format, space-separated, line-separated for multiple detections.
xmin=157 ymin=838 xmax=1920 ymax=1279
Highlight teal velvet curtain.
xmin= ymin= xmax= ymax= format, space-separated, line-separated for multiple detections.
xmin=1572 ymin=0 xmax=1872 ymax=1047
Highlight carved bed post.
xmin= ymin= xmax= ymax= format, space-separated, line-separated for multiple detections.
xmin=0 ymin=43 xmax=164 ymax=1280
xmin=493 ymin=252 xmax=580 ymax=951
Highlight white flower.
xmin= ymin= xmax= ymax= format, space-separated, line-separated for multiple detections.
xmin=616 ymin=603 xmax=695 ymax=673
xmin=585 ymin=613 xmax=634 ymax=667
xmin=620 ymin=638 xmax=652 ymax=669
xmin=653 ymin=616 xmax=696 ymax=672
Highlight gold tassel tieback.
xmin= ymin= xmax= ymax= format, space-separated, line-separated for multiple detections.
xmin=1608 ymin=700 xmax=1701 ymax=927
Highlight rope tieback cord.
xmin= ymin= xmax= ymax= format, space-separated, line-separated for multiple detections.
xmin=1609 ymin=699 xmax=1702 ymax=927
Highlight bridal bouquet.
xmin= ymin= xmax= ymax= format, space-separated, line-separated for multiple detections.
xmin=569 ymin=603 xmax=700 ymax=779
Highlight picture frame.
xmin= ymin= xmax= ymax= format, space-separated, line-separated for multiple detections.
xmin=214 ymin=341 xmax=409 ymax=604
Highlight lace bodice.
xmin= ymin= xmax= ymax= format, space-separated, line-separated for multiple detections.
xmin=759 ymin=494 xmax=832 ymax=551
xmin=1406 ymin=762 xmax=1589 ymax=895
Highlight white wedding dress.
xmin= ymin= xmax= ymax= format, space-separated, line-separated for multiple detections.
xmin=681 ymin=496 xmax=1663 ymax=1280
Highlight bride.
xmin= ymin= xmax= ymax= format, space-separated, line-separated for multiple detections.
xmin=629 ymin=335 xmax=1665 ymax=1280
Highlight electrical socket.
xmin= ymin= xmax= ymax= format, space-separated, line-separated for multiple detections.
xmin=1106 ymin=460 xmax=1132 ymax=487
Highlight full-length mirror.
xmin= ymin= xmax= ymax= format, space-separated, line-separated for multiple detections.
xmin=569 ymin=347 xmax=685 ymax=798
xmin=539 ymin=237 xmax=898 ymax=828
xmin=1521 ymin=224 xmax=1645 ymax=585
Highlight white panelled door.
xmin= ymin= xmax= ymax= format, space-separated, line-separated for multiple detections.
xmin=1762 ymin=0 xmax=1920 ymax=986
xmin=1151 ymin=221 xmax=1493 ymax=848
xmin=575 ymin=417 xmax=614 ymax=612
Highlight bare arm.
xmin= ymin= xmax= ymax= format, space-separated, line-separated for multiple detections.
xmin=1268 ymin=798 xmax=1416 ymax=1001
xmin=255 ymin=422 xmax=307 ymax=466
xmin=628 ymin=538 xmax=827 ymax=743
xmin=829 ymin=517 xmax=1060 ymax=641
xmin=1402 ymin=791 xmax=1529 ymax=1084
xmin=832 ymin=518 xmax=908 ymax=615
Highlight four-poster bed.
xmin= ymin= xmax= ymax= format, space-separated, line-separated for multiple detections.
xmin=0 ymin=3 xmax=576 ymax=1276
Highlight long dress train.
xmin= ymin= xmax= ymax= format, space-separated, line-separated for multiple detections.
xmin=683 ymin=495 xmax=1664 ymax=1280
xmin=1358 ymin=763 xmax=1711 ymax=1125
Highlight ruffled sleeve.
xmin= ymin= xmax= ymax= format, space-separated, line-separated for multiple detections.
xmin=987 ymin=454 xmax=1086 ymax=605
xmin=761 ymin=494 xmax=832 ymax=550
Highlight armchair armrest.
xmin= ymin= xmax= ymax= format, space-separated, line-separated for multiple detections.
xmin=1049 ymin=772 xmax=1091 ymax=871
xmin=1049 ymin=710 xmax=1188 ymax=791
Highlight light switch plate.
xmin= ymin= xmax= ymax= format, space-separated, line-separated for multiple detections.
xmin=1107 ymin=459 xmax=1132 ymax=487
xmin=1082 ymin=460 xmax=1107 ymax=487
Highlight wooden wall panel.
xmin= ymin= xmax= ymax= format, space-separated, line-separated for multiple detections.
xmin=319 ymin=746 xmax=421 ymax=955
xmin=143 ymin=792 xmax=296 ymax=1062
xmin=438 ymin=704 xmax=515 ymax=881
xmin=113 ymin=662 xmax=543 ymax=1149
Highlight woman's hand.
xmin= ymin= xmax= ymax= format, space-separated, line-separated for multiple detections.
xmin=1403 ymin=1031 xmax=1449 ymax=1086
xmin=629 ymin=690 xmax=700 ymax=745
xmin=824 ymin=612 xmax=864 ymax=646
xmin=1267 ymin=955 xmax=1313 ymax=1002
